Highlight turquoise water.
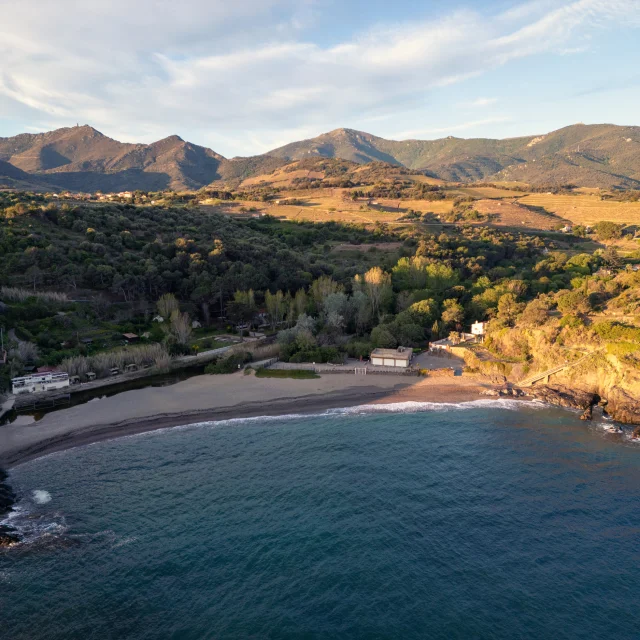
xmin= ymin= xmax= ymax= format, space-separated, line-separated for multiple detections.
xmin=2 ymin=401 xmax=639 ymax=639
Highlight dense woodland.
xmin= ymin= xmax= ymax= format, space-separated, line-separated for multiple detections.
xmin=0 ymin=191 xmax=639 ymax=392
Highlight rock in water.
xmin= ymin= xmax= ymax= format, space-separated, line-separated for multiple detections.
xmin=580 ymin=406 xmax=593 ymax=421
xmin=0 ymin=467 xmax=21 ymax=546
xmin=0 ymin=526 xmax=20 ymax=547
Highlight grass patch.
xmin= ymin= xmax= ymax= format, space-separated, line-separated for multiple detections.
xmin=255 ymin=368 xmax=320 ymax=379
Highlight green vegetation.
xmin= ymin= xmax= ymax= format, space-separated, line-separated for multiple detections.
xmin=1 ymin=190 xmax=639 ymax=399
xmin=204 ymin=352 xmax=252 ymax=375
xmin=254 ymin=369 xmax=319 ymax=379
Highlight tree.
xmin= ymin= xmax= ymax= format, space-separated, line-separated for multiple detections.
xmin=497 ymin=293 xmax=525 ymax=326
xmin=322 ymin=292 xmax=349 ymax=324
xmin=25 ymin=266 xmax=43 ymax=292
xmin=602 ymin=246 xmax=623 ymax=268
xmin=293 ymin=288 xmax=308 ymax=322
xmin=265 ymin=290 xmax=286 ymax=330
xmin=310 ymin=276 xmax=342 ymax=310
xmin=519 ymin=299 xmax=549 ymax=327
xmin=557 ymin=290 xmax=591 ymax=316
xmin=169 ymin=311 xmax=192 ymax=346
xmin=441 ymin=299 xmax=464 ymax=328
xmin=407 ymin=298 xmax=438 ymax=327
xmin=350 ymin=291 xmax=372 ymax=334
xmin=594 ymin=221 xmax=623 ymax=241
xmin=425 ymin=263 xmax=458 ymax=297
xmin=226 ymin=290 xmax=256 ymax=339
xmin=363 ymin=267 xmax=391 ymax=321
xmin=507 ymin=280 xmax=528 ymax=299
xmin=370 ymin=325 xmax=397 ymax=348
xmin=157 ymin=293 xmax=179 ymax=319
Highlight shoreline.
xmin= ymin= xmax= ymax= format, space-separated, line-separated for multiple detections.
xmin=0 ymin=374 xmax=492 ymax=469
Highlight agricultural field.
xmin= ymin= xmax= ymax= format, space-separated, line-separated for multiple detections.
xmin=203 ymin=192 xmax=454 ymax=225
xmin=239 ymin=167 xmax=324 ymax=189
xmin=454 ymin=186 xmax=524 ymax=199
xmin=519 ymin=194 xmax=640 ymax=226
xmin=471 ymin=199 xmax=568 ymax=230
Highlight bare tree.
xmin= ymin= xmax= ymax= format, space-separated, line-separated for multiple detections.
xmin=170 ymin=311 xmax=192 ymax=345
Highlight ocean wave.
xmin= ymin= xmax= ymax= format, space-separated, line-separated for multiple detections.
xmin=32 ymin=490 xmax=52 ymax=504
xmin=333 ymin=399 xmax=540 ymax=415
xmin=102 ymin=399 xmax=546 ymax=439
xmin=1 ymin=506 xmax=68 ymax=546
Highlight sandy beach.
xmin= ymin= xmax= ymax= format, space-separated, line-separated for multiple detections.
xmin=0 ymin=372 xmax=492 ymax=468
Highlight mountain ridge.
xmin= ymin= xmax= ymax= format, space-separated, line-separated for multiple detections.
xmin=1 ymin=123 xmax=640 ymax=191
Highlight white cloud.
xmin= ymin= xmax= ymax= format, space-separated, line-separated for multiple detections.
xmin=0 ymin=0 xmax=638 ymax=155
xmin=462 ymin=97 xmax=499 ymax=108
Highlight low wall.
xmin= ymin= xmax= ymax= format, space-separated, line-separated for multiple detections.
xmin=268 ymin=362 xmax=420 ymax=376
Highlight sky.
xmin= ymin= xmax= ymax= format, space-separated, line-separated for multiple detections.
xmin=1 ymin=0 xmax=640 ymax=157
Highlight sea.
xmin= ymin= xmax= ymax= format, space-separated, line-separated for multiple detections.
xmin=1 ymin=400 xmax=639 ymax=639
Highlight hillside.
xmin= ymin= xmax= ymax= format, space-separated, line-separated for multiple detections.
xmin=268 ymin=124 xmax=640 ymax=188
xmin=2 ymin=123 xmax=640 ymax=192
xmin=0 ymin=126 xmax=228 ymax=191
xmin=0 ymin=159 xmax=58 ymax=191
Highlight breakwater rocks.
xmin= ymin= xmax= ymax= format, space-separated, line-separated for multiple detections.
xmin=0 ymin=468 xmax=20 ymax=547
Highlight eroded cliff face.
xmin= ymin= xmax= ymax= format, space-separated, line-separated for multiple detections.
xmin=526 ymin=354 xmax=640 ymax=425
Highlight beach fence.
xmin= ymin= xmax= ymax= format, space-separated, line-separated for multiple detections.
xmin=267 ymin=362 xmax=420 ymax=376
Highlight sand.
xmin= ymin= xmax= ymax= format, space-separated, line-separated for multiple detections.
xmin=0 ymin=372 xmax=491 ymax=468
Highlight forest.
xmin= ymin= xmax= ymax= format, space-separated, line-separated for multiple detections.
xmin=0 ymin=193 xmax=638 ymax=391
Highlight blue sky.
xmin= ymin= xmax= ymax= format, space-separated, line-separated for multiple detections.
xmin=1 ymin=0 xmax=640 ymax=157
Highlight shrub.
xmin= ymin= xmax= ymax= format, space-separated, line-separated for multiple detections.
xmin=594 ymin=321 xmax=640 ymax=343
xmin=593 ymin=221 xmax=623 ymax=241
xmin=205 ymin=351 xmax=252 ymax=374
xmin=606 ymin=342 xmax=638 ymax=357
xmin=255 ymin=369 xmax=319 ymax=379
xmin=60 ymin=344 xmax=171 ymax=378
xmin=1 ymin=286 xmax=68 ymax=303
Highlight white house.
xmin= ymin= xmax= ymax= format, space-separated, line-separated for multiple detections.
xmin=471 ymin=321 xmax=487 ymax=339
xmin=370 ymin=347 xmax=413 ymax=368
xmin=12 ymin=372 xmax=70 ymax=395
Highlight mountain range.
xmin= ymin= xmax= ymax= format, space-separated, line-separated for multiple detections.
xmin=1 ymin=123 xmax=639 ymax=192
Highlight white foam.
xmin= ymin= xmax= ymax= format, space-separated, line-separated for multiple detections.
xmin=334 ymin=398 xmax=540 ymax=414
xmin=112 ymin=535 xmax=138 ymax=549
xmin=32 ymin=490 xmax=52 ymax=504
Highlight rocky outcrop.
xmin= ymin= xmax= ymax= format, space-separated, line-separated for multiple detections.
xmin=480 ymin=386 xmax=526 ymax=398
xmin=0 ymin=527 xmax=20 ymax=547
xmin=0 ymin=467 xmax=19 ymax=547
xmin=605 ymin=389 xmax=640 ymax=425
xmin=523 ymin=385 xmax=599 ymax=411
